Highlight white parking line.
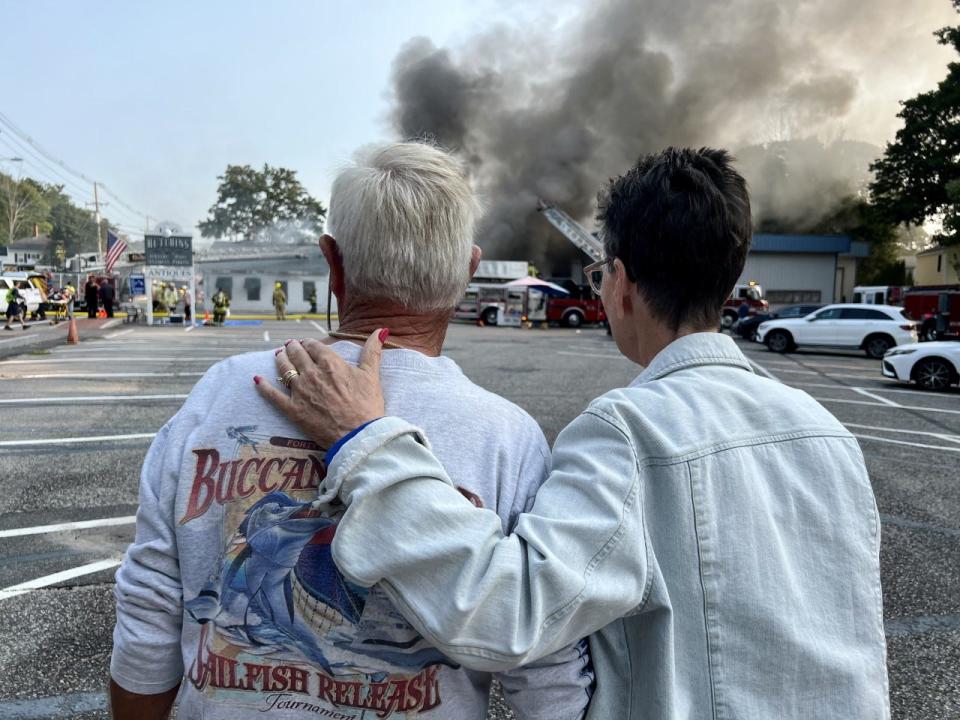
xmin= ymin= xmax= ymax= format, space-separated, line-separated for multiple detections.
xmin=852 ymin=387 xmax=901 ymax=407
xmin=263 ymin=331 xmax=270 ymax=343
xmin=0 ymin=516 xmax=136 ymax=538
xmin=310 ymin=321 xmax=328 ymax=336
xmin=184 ymin=324 xmax=195 ymax=332
xmin=785 ymin=381 xmax=955 ymax=400
xmin=557 ymin=350 xmax=625 ymax=360
xmin=813 ymin=396 xmax=960 ymax=416
xmin=0 ymin=558 xmax=122 ymax=600
xmin=748 ymin=360 xmax=780 ymax=381
xmin=12 ymin=372 xmax=205 ymax=379
xmin=844 ymin=423 xmax=960 ymax=444
xmin=854 ymin=434 xmax=960 ymax=454
xmin=1 ymin=357 xmax=225 ymax=365
xmin=104 ymin=329 xmax=135 ymax=340
xmin=0 ymin=432 xmax=157 ymax=448
xmin=761 ymin=359 xmax=877 ymax=371
xmin=0 ymin=394 xmax=187 ymax=405
xmin=100 ymin=319 xmax=122 ymax=330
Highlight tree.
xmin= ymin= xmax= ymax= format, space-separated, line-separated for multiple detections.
xmin=812 ymin=196 xmax=909 ymax=285
xmin=870 ymin=0 xmax=960 ymax=249
xmin=199 ymin=164 xmax=325 ymax=243
xmin=43 ymin=185 xmax=102 ymax=263
xmin=0 ymin=173 xmax=49 ymax=247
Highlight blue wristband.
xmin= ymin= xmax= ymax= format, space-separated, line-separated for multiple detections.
xmin=324 ymin=418 xmax=382 ymax=466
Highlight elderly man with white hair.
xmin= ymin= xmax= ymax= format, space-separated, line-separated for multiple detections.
xmin=109 ymin=141 xmax=594 ymax=720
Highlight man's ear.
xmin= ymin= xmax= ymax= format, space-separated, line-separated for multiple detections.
xmin=611 ymin=258 xmax=633 ymax=321
xmin=469 ymin=245 xmax=482 ymax=278
xmin=320 ymin=234 xmax=345 ymax=298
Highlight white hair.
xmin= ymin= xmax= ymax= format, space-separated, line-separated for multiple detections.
xmin=327 ymin=141 xmax=481 ymax=311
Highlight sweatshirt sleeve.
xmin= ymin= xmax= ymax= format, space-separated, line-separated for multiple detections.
xmin=110 ymin=421 xmax=186 ymax=694
xmin=327 ymin=408 xmax=648 ymax=672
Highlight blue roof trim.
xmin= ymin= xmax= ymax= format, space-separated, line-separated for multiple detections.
xmin=751 ymin=234 xmax=851 ymax=254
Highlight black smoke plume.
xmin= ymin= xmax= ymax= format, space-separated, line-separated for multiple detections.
xmin=388 ymin=0 xmax=955 ymax=271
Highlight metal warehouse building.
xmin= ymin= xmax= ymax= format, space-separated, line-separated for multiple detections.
xmin=738 ymin=234 xmax=868 ymax=307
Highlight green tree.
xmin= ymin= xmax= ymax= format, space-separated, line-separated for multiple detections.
xmin=812 ymin=196 xmax=909 ymax=285
xmin=870 ymin=0 xmax=960 ymax=248
xmin=199 ymin=164 xmax=325 ymax=243
xmin=0 ymin=173 xmax=50 ymax=247
xmin=43 ymin=185 xmax=103 ymax=263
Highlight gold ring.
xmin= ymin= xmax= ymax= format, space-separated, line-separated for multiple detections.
xmin=278 ymin=369 xmax=300 ymax=387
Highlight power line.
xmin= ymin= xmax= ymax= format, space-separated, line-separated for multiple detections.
xmin=0 ymin=110 xmax=152 ymax=223
xmin=0 ymin=133 xmax=147 ymax=230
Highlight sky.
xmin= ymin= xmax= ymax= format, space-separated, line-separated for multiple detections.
xmin=0 ymin=0 xmax=567 ymax=242
xmin=0 ymin=0 xmax=956 ymax=245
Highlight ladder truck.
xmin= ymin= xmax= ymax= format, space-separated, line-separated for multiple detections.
xmin=536 ymin=200 xmax=605 ymax=261
xmin=536 ymin=200 xmax=608 ymax=328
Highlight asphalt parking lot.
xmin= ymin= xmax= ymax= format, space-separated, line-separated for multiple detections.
xmin=0 ymin=321 xmax=956 ymax=718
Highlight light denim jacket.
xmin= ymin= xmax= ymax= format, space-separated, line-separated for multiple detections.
xmin=320 ymin=333 xmax=889 ymax=719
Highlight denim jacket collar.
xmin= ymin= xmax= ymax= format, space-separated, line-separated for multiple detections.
xmin=631 ymin=332 xmax=754 ymax=387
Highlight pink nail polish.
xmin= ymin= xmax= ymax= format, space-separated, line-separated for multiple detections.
xmin=275 ymin=348 xmax=282 ymax=356
xmin=378 ymin=328 xmax=390 ymax=343
xmin=254 ymin=376 xmax=261 ymax=385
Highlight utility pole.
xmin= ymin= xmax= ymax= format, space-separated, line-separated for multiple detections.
xmin=87 ymin=183 xmax=108 ymax=262
xmin=94 ymin=182 xmax=103 ymax=259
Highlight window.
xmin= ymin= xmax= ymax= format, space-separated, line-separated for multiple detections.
xmin=215 ymin=277 xmax=233 ymax=298
xmin=814 ymin=308 xmax=842 ymax=320
xmin=778 ymin=306 xmax=817 ymax=318
xmin=244 ymin=277 xmax=261 ymax=301
xmin=839 ymin=308 xmax=891 ymax=320
xmin=767 ymin=290 xmax=822 ymax=305
xmin=938 ymin=255 xmax=943 ymax=273
xmin=302 ymin=281 xmax=316 ymax=302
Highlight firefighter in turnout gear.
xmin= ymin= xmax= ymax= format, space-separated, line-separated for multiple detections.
xmin=212 ymin=288 xmax=230 ymax=327
xmin=272 ymin=282 xmax=287 ymax=321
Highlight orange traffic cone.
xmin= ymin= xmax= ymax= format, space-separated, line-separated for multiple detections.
xmin=204 ymin=310 xmax=211 ymax=324
xmin=66 ymin=317 xmax=80 ymax=344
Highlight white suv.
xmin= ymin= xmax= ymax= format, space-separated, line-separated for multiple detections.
xmin=756 ymin=304 xmax=918 ymax=359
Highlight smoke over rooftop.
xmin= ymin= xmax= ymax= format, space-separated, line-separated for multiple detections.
xmin=388 ymin=0 xmax=956 ymax=269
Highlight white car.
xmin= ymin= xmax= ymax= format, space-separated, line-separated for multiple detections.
xmin=882 ymin=341 xmax=960 ymax=391
xmin=0 ymin=276 xmax=43 ymax=318
xmin=756 ymin=303 xmax=919 ymax=359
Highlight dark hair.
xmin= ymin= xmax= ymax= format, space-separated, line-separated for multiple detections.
xmin=597 ymin=147 xmax=752 ymax=331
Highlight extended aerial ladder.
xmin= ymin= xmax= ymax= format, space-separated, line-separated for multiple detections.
xmin=536 ymin=199 xmax=605 ymax=262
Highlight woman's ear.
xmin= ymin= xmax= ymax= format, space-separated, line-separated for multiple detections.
xmin=611 ymin=258 xmax=633 ymax=321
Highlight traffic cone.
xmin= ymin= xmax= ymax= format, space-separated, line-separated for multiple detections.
xmin=204 ymin=310 xmax=211 ymax=325
xmin=66 ymin=317 xmax=80 ymax=344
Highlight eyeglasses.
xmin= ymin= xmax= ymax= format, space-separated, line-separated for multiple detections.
xmin=584 ymin=257 xmax=614 ymax=295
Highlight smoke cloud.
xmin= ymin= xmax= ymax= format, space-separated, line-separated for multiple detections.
xmin=388 ymin=0 xmax=956 ymax=270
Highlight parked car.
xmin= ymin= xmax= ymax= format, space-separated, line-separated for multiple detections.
xmin=756 ymin=303 xmax=919 ymax=358
xmin=735 ymin=303 xmax=824 ymax=340
xmin=882 ymin=341 xmax=960 ymax=391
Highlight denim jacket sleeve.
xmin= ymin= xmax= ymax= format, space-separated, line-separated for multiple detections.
xmin=326 ymin=410 xmax=648 ymax=672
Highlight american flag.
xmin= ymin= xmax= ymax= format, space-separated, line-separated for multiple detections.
xmin=105 ymin=231 xmax=127 ymax=274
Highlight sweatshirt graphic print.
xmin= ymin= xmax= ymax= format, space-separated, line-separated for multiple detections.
xmin=111 ymin=344 xmax=592 ymax=720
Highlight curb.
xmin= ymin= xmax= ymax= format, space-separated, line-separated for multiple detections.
xmin=0 ymin=320 xmax=119 ymax=360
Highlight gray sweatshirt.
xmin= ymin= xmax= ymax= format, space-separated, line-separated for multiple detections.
xmin=111 ymin=342 xmax=593 ymax=720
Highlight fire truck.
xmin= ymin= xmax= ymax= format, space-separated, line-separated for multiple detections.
xmin=546 ymin=286 xmax=606 ymax=327
xmin=721 ymin=282 xmax=769 ymax=328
